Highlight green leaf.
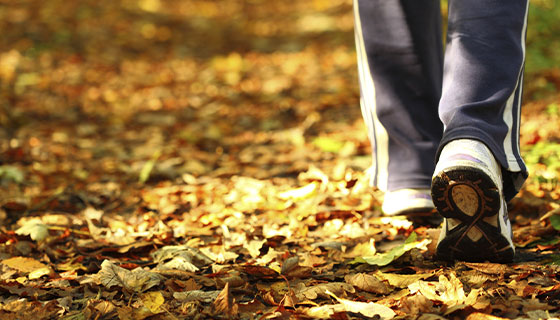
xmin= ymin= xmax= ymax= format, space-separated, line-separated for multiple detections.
xmin=351 ymin=233 xmax=429 ymax=267
xmin=550 ymin=215 xmax=560 ymax=231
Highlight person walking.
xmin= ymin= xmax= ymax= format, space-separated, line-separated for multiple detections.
xmin=353 ymin=0 xmax=529 ymax=262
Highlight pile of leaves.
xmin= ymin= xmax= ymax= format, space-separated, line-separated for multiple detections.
xmin=1 ymin=0 xmax=560 ymax=319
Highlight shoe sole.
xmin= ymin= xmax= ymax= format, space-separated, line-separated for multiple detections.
xmin=431 ymin=166 xmax=514 ymax=263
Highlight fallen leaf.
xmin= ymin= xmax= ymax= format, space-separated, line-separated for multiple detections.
xmin=326 ymin=289 xmax=395 ymax=319
xmin=343 ymin=238 xmax=377 ymax=258
xmin=375 ymin=271 xmax=434 ymax=288
xmin=352 ymin=233 xmax=430 ymax=266
xmin=173 ymin=290 xmax=220 ymax=303
xmin=278 ymin=182 xmax=318 ymax=201
xmin=245 ymin=239 xmax=266 ymax=258
xmin=300 ymin=253 xmax=326 ymax=268
xmin=345 ymin=273 xmax=391 ymax=294
xmin=295 ymin=282 xmax=355 ymax=300
xmin=140 ymin=291 xmax=165 ymax=314
xmin=408 ymin=272 xmax=482 ymax=312
xmin=1 ymin=256 xmax=51 ymax=276
xmin=213 ymin=282 xmax=238 ymax=316
xmin=152 ymin=245 xmax=213 ymax=272
xmin=305 ymin=304 xmax=345 ymax=318
xmin=15 ymin=221 xmax=49 ymax=241
xmin=465 ymin=312 xmax=509 ymax=320
xmin=97 ymin=260 xmax=163 ymax=293
xmin=280 ymin=256 xmax=299 ymax=274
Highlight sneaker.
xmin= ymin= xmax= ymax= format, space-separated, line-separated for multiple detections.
xmin=382 ymin=188 xmax=435 ymax=216
xmin=431 ymin=139 xmax=515 ymax=262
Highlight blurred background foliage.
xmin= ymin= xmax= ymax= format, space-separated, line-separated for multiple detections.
xmin=0 ymin=0 xmax=558 ymax=188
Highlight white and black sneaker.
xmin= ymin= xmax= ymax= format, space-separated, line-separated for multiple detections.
xmin=382 ymin=188 xmax=435 ymax=216
xmin=431 ymin=139 xmax=515 ymax=263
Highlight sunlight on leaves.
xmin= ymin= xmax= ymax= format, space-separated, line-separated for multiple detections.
xmin=408 ymin=272 xmax=485 ymax=313
xmin=352 ymin=232 xmax=430 ymax=266
xmin=312 ymin=136 xmax=345 ymax=153
xmin=1 ymin=256 xmax=52 ymax=277
xmin=326 ymin=289 xmax=396 ymax=319
xmin=15 ymin=220 xmax=49 ymax=242
xmin=141 ymin=291 xmax=165 ymax=314
xmin=277 ymin=182 xmax=318 ymax=201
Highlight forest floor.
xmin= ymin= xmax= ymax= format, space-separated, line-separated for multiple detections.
xmin=1 ymin=0 xmax=560 ymax=319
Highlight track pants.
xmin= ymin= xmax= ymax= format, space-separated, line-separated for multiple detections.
xmin=354 ymin=0 xmax=529 ymax=201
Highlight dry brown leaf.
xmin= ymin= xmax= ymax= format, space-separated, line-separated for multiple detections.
xmin=213 ymin=282 xmax=238 ymax=316
xmin=280 ymin=256 xmax=299 ymax=274
xmin=300 ymin=253 xmax=326 ymax=268
xmin=283 ymin=265 xmax=313 ymax=279
xmin=345 ymin=273 xmax=391 ymax=294
xmin=116 ymin=305 xmax=153 ymax=320
xmin=462 ymin=262 xmax=510 ymax=275
xmin=151 ymin=245 xmax=213 ymax=272
xmin=239 ymin=265 xmax=279 ymax=278
xmin=400 ymin=293 xmax=434 ymax=316
xmin=375 ymin=271 xmax=434 ymax=288
xmin=408 ymin=272 xmax=482 ymax=313
xmin=173 ymin=290 xmax=220 ymax=303
xmin=295 ymin=282 xmax=355 ymax=300
xmin=216 ymin=274 xmax=245 ymax=288
xmin=97 ymin=260 xmax=163 ymax=293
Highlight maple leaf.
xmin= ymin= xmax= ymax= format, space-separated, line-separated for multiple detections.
xmin=213 ymin=282 xmax=238 ymax=317
xmin=97 ymin=260 xmax=163 ymax=293
xmin=408 ymin=272 xmax=483 ymax=313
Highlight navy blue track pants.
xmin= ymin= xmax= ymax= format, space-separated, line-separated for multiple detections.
xmin=354 ymin=0 xmax=529 ymax=201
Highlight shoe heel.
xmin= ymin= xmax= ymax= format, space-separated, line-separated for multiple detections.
xmin=431 ymin=166 xmax=501 ymax=221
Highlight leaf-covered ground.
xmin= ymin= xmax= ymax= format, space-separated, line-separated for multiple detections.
xmin=1 ymin=0 xmax=560 ymax=319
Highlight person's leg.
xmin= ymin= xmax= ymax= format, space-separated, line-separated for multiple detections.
xmin=353 ymin=0 xmax=443 ymax=214
xmin=437 ymin=0 xmax=529 ymax=201
xmin=433 ymin=0 xmax=530 ymax=262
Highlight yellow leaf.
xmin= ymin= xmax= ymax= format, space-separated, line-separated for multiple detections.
xmin=1 ymin=256 xmax=50 ymax=274
xmin=28 ymin=267 xmax=52 ymax=279
xmin=141 ymin=291 xmax=165 ymax=314
xmin=278 ymin=182 xmax=318 ymax=201
xmin=325 ymin=289 xmax=396 ymax=319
